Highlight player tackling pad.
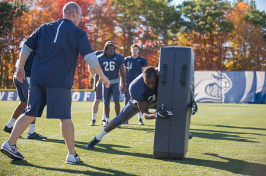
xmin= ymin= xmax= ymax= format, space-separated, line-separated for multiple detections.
xmin=153 ymin=46 xmax=194 ymax=159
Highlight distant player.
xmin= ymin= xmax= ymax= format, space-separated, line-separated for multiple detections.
xmin=97 ymin=42 xmax=126 ymax=127
xmin=124 ymin=44 xmax=147 ymax=125
xmin=3 ymin=39 xmax=47 ymax=140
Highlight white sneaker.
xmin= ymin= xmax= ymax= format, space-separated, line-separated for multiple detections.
xmin=1 ymin=141 xmax=24 ymax=160
xmin=90 ymin=120 xmax=96 ymax=126
xmin=65 ymin=153 xmax=80 ymax=164
xmin=138 ymin=118 xmax=144 ymax=125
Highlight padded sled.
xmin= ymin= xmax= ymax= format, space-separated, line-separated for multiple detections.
xmin=153 ymin=46 xmax=194 ymax=159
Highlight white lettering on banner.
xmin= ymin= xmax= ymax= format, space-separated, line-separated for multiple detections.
xmin=83 ymin=92 xmax=92 ymax=101
xmin=72 ymin=92 xmax=80 ymax=101
xmin=0 ymin=92 xmax=5 ymax=100
xmin=7 ymin=92 xmax=14 ymax=100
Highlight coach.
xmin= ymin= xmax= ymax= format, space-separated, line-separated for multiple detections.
xmin=1 ymin=2 xmax=109 ymax=165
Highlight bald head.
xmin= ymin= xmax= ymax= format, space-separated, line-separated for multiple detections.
xmin=63 ymin=2 xmax=81 ymax=17
xmin=62 ymin=2 xmax=82 ymax=26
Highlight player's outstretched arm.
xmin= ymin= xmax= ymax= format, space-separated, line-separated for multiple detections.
xmin=91 ymin=64 xmax=110 ymax=88
xmin=137 ymin=101 xmax=156 ymax=119
xmin=17 ymin=52 xmax=29 ymax=83
xmin=119 ymin=64 xmax=126 ymax=94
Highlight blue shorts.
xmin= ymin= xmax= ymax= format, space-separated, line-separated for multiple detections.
xmin=103 ymin=83 xmax=120 ymax=106
xmin=13 ymin=72 xmax=29 ymax=102
xmin=95 ymin=81 xmax=102 ymax=100
xmin=113 ymin=102 xmax=140 ymax=126
xmin=25 ymin=83 xmax=71 ymax=119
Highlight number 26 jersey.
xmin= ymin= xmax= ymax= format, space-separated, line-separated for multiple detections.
xmin=98 ymin=53 xmax=124 ymax=80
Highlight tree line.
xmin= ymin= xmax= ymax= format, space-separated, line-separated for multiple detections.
xmin=0 ymin=0 xmax=265 ymax=89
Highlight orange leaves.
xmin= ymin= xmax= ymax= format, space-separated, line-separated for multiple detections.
xmin=237 ymin=2 xmax=250 ymax=14
xmin=225 ymin=2 xmax=265 ymax=70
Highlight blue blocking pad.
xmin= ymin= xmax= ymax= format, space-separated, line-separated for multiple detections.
xmin=153 ymin=46 xmax=194 ymax=159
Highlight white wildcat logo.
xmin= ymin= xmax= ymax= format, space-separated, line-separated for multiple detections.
xmin=194 ymin=71 xmax=232 ymax=102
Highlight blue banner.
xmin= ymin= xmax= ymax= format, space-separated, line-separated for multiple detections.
xmin=1 ymin=71 xmax=265 ymax=103
xmin=194 ymin=71 xmax=266 ymax=103
xmin=0 ymin=91 xmax=125 ymax=102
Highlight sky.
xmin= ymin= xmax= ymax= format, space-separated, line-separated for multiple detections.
xmin=172 ymin=0 xmax=266 ymax=12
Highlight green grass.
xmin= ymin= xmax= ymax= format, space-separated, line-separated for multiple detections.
xmin=0 ymin=101 xmax=266 ymax=176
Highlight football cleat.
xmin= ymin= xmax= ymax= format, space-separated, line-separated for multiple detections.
xmin=85 ymin=137 xmax=100 ymax=149
xmin=27 ymin=132 xmax=47 ymax=139
xmin=1 ymin=141 xmax=24 ymax=160
xmin=117 ymin=125 xmax=121 ymax=128
xmin=138 ymin=118 xmax=144 ymax=125
xmin=3 ymin=126 xmax=13 ymax=133
xmin=90 ymin=120 xmax=96 ymax=126
xmin=65 ymin=152 xmax=80 ymax=164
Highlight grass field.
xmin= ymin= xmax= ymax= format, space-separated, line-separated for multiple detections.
xmin=0 ymin=101 xmax=266 ymax=176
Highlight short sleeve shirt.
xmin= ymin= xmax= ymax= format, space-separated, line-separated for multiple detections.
xmin=129 ymin=74 xmax=157 ymax=108
xmin=24 ymin=19 xmax=94 ymax=89
xmin=98 ymin=53 xmax=124 ymax=80
xmin=124 ymin=56 xmax=147 ymax=84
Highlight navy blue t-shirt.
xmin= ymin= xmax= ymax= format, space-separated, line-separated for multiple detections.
xmin=98 ymin=53 xmax=124 ymax=80
xmin=124 ymin=56 xmax=147 ymax=85
xmin=129 ymin=74 xmax=157 ymax=108
xmin=24 ymin=19 xmax=94 ymax=89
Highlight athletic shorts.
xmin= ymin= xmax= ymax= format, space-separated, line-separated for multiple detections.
xmin=95 ymin=81 xmax=103 ymax=100
xmin=13 ymin=72 xmax=29 ymax=102
xmin=103 ymin=82 xmax=120 ymax=106
xmin=113 ymin=102 xmax=140 ymax=126
xmin=25 ymin=83 xmax=71 ymax=119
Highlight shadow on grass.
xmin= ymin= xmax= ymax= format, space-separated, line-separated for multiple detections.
xmin=120 ymin=125 xmax=155 ymax=133
xmin=11 ymin=160 xmax=137 ymax=176
xmin=178 ymin=153 xmax=266 ymax=176
xmin=190 ymin=129 xmax=259 ymax=143
xmin=37 ymin=138 xmax=153 ymax=159
xmin=84 ymin=143 xmax=153 ymax=158
xmin=211 ymin=125 xmax=266 ymax=131
xmin=8 ymin=139 xmax=266 ymax=175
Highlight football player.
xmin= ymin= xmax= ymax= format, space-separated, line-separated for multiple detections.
xmin=123 ymin=44 xmax=147 ymax=125
xmin=3 ymin=38 xmax=47 ymax=140
xmin=96 ymin=42 xmax=126 ymax=126
xmin=86 ymin=67 xmax=171 ymax=149
xmin=86 ymin=66 xmax=197 ymax=149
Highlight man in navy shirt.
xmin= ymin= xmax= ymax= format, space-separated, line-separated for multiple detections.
xmin=3 ymin=39 xmax=46 ymax=140
xmin=124 ymin=44 xmax=147 ymax=125
xmin=1 ymin=2 xmax=109 ymax=164
xmin=86 ymin=67 xmax=174 ymax=149
xmin=97 ymin=42 xmax=126 ymax=127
